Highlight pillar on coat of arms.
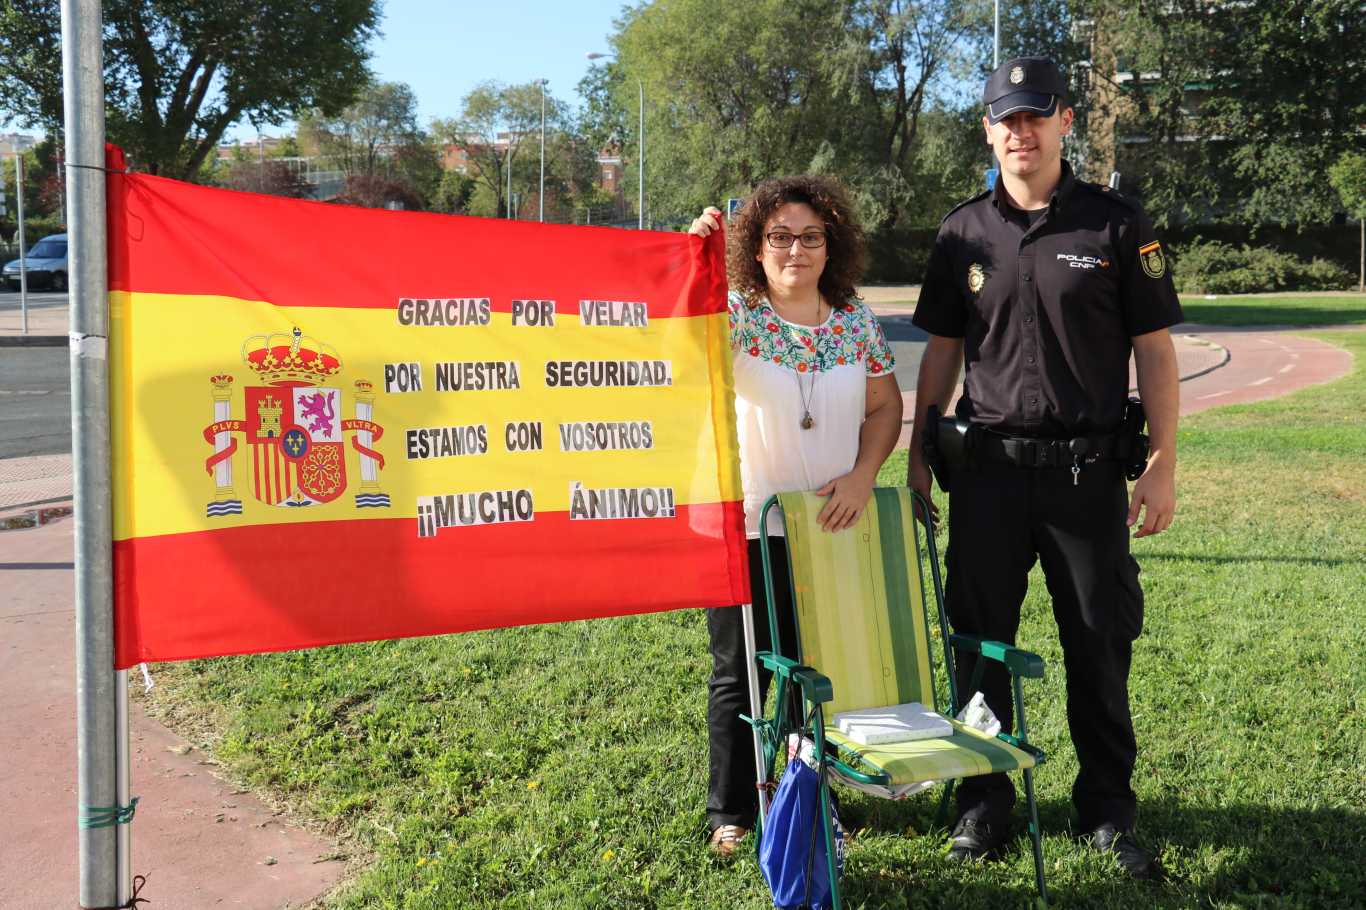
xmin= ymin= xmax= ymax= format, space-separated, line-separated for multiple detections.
xmin=207 ymin=374 xmax=243 ymax=517
xmin=352 ymin=379 xmax=391 ymax=508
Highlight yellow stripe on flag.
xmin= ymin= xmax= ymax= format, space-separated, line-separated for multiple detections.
xmin=112 ymin=291 xmax=739 ymax=541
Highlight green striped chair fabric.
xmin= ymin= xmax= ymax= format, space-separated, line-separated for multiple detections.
xmin=825 ymin=720 xmax=1035 ymax=786
xmin=775 ymin=488 xmax=1035 ymax=786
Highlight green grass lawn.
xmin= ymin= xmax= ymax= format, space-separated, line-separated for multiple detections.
xmin=141 ymin=331 xmax=1365 ymax=909
xmin=870 ymin=292 xmax=1366 ymax=328
xmin=1177 ymin=294 xmax=1366 ymax=327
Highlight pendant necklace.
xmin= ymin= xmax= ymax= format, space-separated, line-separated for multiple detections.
xmin=780 ymin=295 xmax=822 ymax=430
xmin=798 ymin=378 xmax=816 ymax=429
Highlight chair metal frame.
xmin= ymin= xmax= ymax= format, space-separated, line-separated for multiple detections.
xmin=739 ymin=489 xmax=1050 ymax=907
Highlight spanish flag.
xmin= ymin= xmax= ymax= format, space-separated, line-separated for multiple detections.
xmin=109 ymin=148 xmax=748 ymax=669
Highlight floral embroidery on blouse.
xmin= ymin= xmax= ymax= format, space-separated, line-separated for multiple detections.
xmin=728 ymin=292 xmax=895 ymax=376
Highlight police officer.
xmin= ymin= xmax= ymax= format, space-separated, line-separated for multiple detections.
xmin=907 ymin=57 xmax=1181 ymax=879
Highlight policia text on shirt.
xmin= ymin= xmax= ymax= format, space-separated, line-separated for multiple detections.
xmin=906 ymin=56 xmax=1181 ymax=880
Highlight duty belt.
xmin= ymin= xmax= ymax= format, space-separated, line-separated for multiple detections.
xmin=978 ymin=430 xmax=1127 ymax=469
xmin=923 ymin=401 xmax=1150 ymax=493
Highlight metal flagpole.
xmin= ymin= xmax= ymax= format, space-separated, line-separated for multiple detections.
xmin=741 ymin=602 xmax=770 ymax=820
xmin=61 ymin=0 xmax=125 ymax=906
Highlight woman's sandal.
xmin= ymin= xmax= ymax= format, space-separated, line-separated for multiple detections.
xmin=708 ymin=824 xmax=749 ymax=858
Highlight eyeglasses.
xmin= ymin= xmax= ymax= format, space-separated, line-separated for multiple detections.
xmin=765 ymin=230 xmax=828 ymax=250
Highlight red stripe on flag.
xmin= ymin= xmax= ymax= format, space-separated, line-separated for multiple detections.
xmin=113 ymin=502 xmax=750 ymax=668
xmin=107 ymin=172 xmax=727 ymax=320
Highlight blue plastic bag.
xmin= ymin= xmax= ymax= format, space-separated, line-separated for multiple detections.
xmin=759 ymin=758 xmax=845 ymax=910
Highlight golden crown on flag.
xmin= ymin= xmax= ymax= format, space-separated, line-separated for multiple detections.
xmin=241 ymin=327 xmax=342 ymax=386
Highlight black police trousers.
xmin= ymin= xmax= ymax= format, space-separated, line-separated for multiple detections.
xmin=706 ymin=536 xmax=800 ymax=832
xmin=947 ymin=459 xmax=1144 ymax=833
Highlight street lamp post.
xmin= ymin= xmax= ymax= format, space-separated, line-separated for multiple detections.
xmin=506 ymin=142 xmax=513 ymax=219
xmin=992 ymin=0 xmax=1000 ymax=172
xmin=586 ymin=52 xmax=645 ymax=229
xmin=15 ymin=154 xmax=29 ymax=332
xmin=636 ymin=79 xmax=644 ymax=229
xmin=538 ymin=79 xmax=547 ymax=222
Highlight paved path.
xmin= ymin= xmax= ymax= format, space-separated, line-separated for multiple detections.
xmin=1174 ymin=326 xmax=1352 ymax=414
xmin=0 ymin=289 xmax=68 ymax=338
xmin=0 ymin=288 xmax=1356 ymax=909
xmin=1 ymin=517 xmax=350 ymax=908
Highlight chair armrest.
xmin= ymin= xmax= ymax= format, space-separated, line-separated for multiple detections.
xmin=995 ymin=734 xmax=1046 ymax=762
xmin=950 ymin=633 xmax=1045 ymax=679
xmin=791 ymin=667 xmax=834 ymax=705
xmin=755 ymin=650 xmax=802 ymax=674
xmin=756 ymin=652 xmax=834 ymax=704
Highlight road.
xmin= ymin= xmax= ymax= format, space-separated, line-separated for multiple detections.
xmin=0 ymin=345 xmax=71 ymax=460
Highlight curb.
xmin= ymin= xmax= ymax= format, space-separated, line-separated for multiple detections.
xmin=0 ymin=335 xmax=66 ymax=347
xmin=1174 ymin=334 xmax=1232 ymax=383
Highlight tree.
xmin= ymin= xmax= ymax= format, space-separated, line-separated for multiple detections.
xmin=299 ymin=81 xmax=421 ymax=178
xmin=597 ymin=0 xmax=848 ymax=220
xmin=1329 ymin=152 xmax=1366 ymax=292
xmin=833 ymin=0 xmax=989 ymax=230
xmin=332 ymin=173 xmax=424 ymax=211
xmin=220 ymin=159 xmax=312 ymax=198
xmin=432 ymin=81 xmax=565 ymax=219
xmin=0 ymin=0 xmax=379 ymax=179
xmin=1 ymin=139 xmax=67 ymax=241
xmin=1083 ymin=0 xmax=1366 ymax=227
xmin=0 ymin=137 xmax=63 ymax=226
xmin=299 ymin=80 xmax=442 ymax=209
xmin=431 ymin=169 xmax=476 ymax=215
xmin=584 ymin=0 xmax=990 ymax=231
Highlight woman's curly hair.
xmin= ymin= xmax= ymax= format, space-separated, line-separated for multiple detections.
xmin=726 ymin=174 xmax=867 ymax=309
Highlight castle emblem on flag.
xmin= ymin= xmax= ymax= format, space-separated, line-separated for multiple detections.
xmin=202 ymin=327 xmax=390 ymax=517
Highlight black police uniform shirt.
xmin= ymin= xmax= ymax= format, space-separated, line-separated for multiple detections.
xmin=913 ymin=161 xmax=1184 ymax=437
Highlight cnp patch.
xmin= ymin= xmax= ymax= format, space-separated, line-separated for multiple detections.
xmin=1139 ymin=241 xmax=1166 ymax=279
xmin=968 ymin=263 xmax=986 ymax=294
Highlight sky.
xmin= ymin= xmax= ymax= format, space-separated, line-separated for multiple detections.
xmin=4 ymin=0 xmax=632 ymax=142
xmin=229 ymin=0 xmax=633 ymax=141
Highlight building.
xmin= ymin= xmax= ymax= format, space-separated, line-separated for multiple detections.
xmin=0 ymin=132 xmax=39 ymax=160
xmin=215 ymin=135 xmax=292 ymax=164
xmin=597 ymin=147 xmax=623 ymax=196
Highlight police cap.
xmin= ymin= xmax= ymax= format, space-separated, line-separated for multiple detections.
xmin=983 ymin=57 xmax=1067 ymax=124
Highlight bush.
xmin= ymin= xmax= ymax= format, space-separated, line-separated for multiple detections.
xmin=1170 ymin=239 xmax=1353 ymax=294
xmin=0 ymin=215 xmax=67 ymax=245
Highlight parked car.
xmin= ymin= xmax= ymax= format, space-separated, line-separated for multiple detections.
xmin=3 ymin=233 xmax=68 ymax=291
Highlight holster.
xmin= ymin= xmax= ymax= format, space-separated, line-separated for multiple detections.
xmin=923 ymin=405 xmax=978 ymax=493
xmin=1119 ymin=396 xmax=1151 ymax=481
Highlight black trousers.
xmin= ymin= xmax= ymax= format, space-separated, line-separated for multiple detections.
xmin=706 ymin=536 xmax=800 ymax=831
xmin=947 ymin=460 xmax=1144 ymax=833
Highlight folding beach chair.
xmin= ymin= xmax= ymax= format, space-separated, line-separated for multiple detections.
xmin=740 ymin=487 xmax=1049 ymax=907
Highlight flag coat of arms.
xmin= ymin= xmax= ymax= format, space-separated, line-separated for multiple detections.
xmin=107 ymin=147 xmax=747 ymax=668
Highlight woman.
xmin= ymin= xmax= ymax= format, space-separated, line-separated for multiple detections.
xmin=689 ymin=175 xmax=903 ymax=856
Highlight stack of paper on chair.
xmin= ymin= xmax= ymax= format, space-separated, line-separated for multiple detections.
xmin=834 ymin=702 xmax=953 ymax=745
